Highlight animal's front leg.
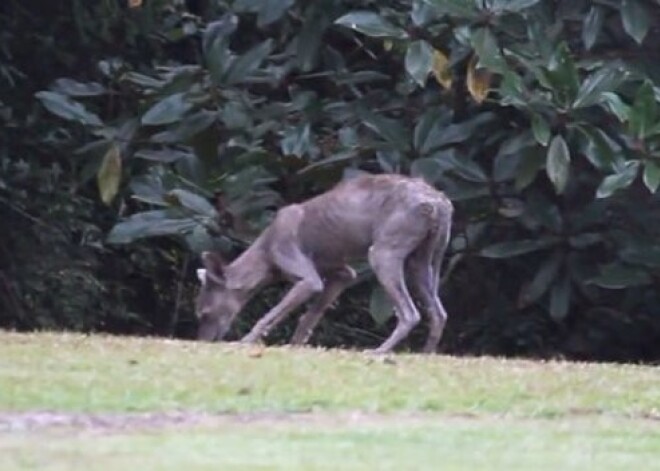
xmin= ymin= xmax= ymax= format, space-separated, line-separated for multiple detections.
xmin=291 ymin=265 xmax=356 ymax=345
xmin=241 ymin=278 xmax=322 ymax=343
xmin=240 ymin=232 xmax=324 ymax=344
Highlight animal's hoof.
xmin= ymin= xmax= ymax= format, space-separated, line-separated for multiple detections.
xmin=367 ymin=350 xmax=396 ymax=365
xmin=240 ymin=334 xmax=260 ymax=344
xmin=364 ymin=349 xmax=396 ymax=364
xmin=369 ymin=347 xmax=391 ymax=356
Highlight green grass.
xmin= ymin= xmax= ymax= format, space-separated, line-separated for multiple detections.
xmin=3 ymin=416 xmax=660 ymax=471
xmin=1 ymin=331 xmax=658 ymax=416
xmin=1 ymin=331 xmax=659 ymax=470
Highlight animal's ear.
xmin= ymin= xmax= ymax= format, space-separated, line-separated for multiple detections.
xmin=201 ymin=251 xmax=226 ymax=284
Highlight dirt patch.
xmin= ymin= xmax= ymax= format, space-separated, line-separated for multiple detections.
xmin=1 ymin=409 xmax=657 ymax=434
xmin=0 ymin=411 xmax=211 ymax=433
xmin=0 ymin=410 xmax=469 ymax=434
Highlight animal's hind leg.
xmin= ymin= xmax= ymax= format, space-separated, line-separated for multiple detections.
xmin=406 ymin=226 xmax=450 ymax=353
xmin=369 ymin=244 xmax=420 ymax=354
xmin=368 ymin=207 xmax=432 ymax=353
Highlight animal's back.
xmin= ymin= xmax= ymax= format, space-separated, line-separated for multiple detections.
xmin=294 ymin=174 xmax=451 ymax=266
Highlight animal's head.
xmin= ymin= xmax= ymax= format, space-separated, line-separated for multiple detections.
xmin=195 ymin=251 xmax=243 ymax=341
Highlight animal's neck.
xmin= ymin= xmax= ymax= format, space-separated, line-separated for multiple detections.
xmin=225 ymin=235 xmax=272 ymax=297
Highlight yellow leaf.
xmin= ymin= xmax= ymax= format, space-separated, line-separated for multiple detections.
xmin=97 ymin=144 xmax=122 ymax=205
xmin=128 ymin=0 xmax=142 ymax=8
xmin=383 ymin=39 xmax=393 ymax=52
xmin=431 ymin=49 xmax=452 ymax=89
xmin=467 ymin=56 xmax=493 ymax=104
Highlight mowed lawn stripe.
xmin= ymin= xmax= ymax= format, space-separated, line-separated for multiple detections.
xmin=0 ymin=331 xmax=658 ymax=418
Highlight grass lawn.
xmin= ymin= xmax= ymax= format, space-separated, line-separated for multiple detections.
xmin=0 ymin=331 xmax=659 ymax=470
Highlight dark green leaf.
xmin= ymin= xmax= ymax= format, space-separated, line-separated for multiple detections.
xmin=141 ymin=93 xmax=192 ymax=126
xmin=410 ymin=157 xmax=446 ymax=183
xmin=441 ymin=179 xmax=491 ymax=201
xmin=122 ymin=72 xmax=166 ymax=89
xmin=522 ymin=195 xmax=563 ymax=232
xmin=130 ymin=172 xmax=167 ymax=206
xmin=549 ymin=274 xmax=571 ymax=321
xmin=297 ymin=151 xmax=358 ymax=175
xmin=165 ymin=189 xmax=217 ymax=217
xmin=494 ymin=132 xmax=535 ymax=181
xmin=531 ymin=114 xmax=550 ymax=146
xmin=588 ymin=263 xmax=651 ymax=289
xmin=515 ymin=147 xmax=545 ymax=190
xmin=223 ymin=39 xmax=273 ymax=85
xmin=413 ymin=108 xmax=449 ymax=153
xmin=480 ymin=237 xmax=559 ymax=258
xmin=134 ymin=149 xmax=192 ymax=163
xmin=600 ymin=92 xmax=631 ymax=123
xmin=445 ymin=152 xmax=488 ymax=183
xmin=546 ymin=42 xmax=579 ymax=107
xmin=376 ymin=150 xmax=402 ymax=173
xmin=233 ymin=0 xmax=294 ymax=27
xmin=546 ymin=135 xmax=571 ymax=194
xmin=332 ymin=70 xmax=391 ymax=86
xmin=498 ymin=69 xmax=528 ymax=108
xmin=185 ymin=224 xmax=217 ymax=254
xmin=256 ymin=0 xmax=295 ymax=27
xmin=646 ymin=120 xmax=660 ymax=138
xmin=497 ymin=198 xmax=525 ymax=218
xmin=411 ymin=0 xmax=440 ymax=26
xmin=421 ymin=112 xmax=495 ymax=154
xmin=369 ymin=285 xmax=394 ymax=326
xmin=569 ymin=233 xmax=602 ymax=249
xmin=471 ymin=27 xmax=506 ymax=73
xmin=643 ymin=161 xmax=660 ymax=193
xmin=583 ymin=6 xmax=605 ymax=50
xmin=202 ymin=14 xmax=238 ymax=55
xmin=573 ymin=66 xmax=626 ymax=109
xmin=296 ymin=8 xmax=328 ymax=72
xmin=620 ymin=241 xmax=660 ymax=267
xmin=359 ymin=108 xmax=411 ymax=151
xmin=107 ymin=211 xmax=196 ymax=244
xmin=422 ymin=0 xmax=479 ymax=18
xmin=151 ymin=111 xmax=216 ymax=144
xmin=405 ymin=40 xmax=434 ymax=86
xmin=491 ymin=0 xmax=540 ymax=13
xmin=493 ymin=152 xmax=522 ymax=182
xmin=206 ymin=39 xmax=231 ymax=85
xmin=52 ymin=78 xmax=106 ymax=97
xmin=596 ymin=161 xmax=640 ymax=198
xmin=334 ymin=11 xmax=408 ymax=39
xmin=518 ymin=253 xmax=562 ymax=308
xmin=220 ymin=102 xmax=253 ymax=130
xmin=497 ymin=130 xmax=536 ymax=158
xmin=338 ymin=127 xmax=359 ymax=148
xmin=629 ymin=81 xmax=657 ymax=138
xmin=35 ymin=91 xmax=103 ymax=127
xmin=621 ymin=0 xmax=650 ymax=45
xmin=202 ymin=15 xmax=237 ymax=84
xmin=280 ymin=124 xmax=314 ymax=158
xmin=575 ymin=124 xmax=620 ymax=172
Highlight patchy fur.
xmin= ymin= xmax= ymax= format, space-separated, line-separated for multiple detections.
xmin=195 ymin=173 xmax=453 ymax=354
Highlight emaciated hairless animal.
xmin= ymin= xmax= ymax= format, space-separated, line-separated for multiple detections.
xmin=195 ymin=173 xmax=453 ymax=354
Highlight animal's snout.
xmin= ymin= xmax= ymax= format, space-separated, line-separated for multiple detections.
xmin=197 ymin=313 xmax=221 ymax=341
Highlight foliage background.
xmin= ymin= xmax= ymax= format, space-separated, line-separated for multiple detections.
xmin=2 ymin=0 xmax=660 ymax=362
